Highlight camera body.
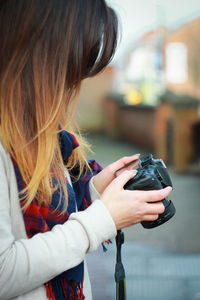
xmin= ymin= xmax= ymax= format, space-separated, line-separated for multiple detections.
xmin=124 ymin=154 xmax=175 ymax=229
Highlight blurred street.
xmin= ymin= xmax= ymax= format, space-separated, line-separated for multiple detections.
xmin=86 ymin=134 xmax=200 ymax=300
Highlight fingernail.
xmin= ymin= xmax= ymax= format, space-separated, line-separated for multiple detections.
xmin=131 ymin=170 xmax=138 ymax=175
xmin=166 ymin=186 xmax=173 ymax=191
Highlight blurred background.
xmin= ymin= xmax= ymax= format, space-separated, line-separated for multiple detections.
xmin=76 ymin=1 xmax=200 ymax=299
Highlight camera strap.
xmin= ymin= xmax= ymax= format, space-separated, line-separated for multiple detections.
xmin=115 ymin=230 xmax=126 ymax=300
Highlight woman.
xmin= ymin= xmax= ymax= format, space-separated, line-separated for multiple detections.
xmin=0 ymin=0 xmax=172 ymax=299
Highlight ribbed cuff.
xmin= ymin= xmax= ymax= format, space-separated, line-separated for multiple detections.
xmin=89 ymin=176 xmax=101 ymax=202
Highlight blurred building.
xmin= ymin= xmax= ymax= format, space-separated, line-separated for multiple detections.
xmin=75 ymin=16 xmax=200 ymax=171
xmin=123 ymin=26 xmax=168 ymax=106
xmin=157 ymin=17 xmax=200 ymax=170
xmin=114 ymin=17 xmax=200 ymax=105
xmin=103 ymin=17 xmax=200 ymax=171
xmin=164 ymin=17 xmax=200 ymax=99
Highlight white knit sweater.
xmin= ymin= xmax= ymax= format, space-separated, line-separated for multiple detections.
xmin=0 ymin=142 xmax=116 ymax=300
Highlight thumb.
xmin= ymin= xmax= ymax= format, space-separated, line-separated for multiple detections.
xmin=110 ymin=169 xmax=137 ymax=190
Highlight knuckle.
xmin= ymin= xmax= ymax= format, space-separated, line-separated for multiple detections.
xmin=118 ymin=157 xmax=128 ymax=166
xmin=140 ymin=204 xmax=148 ymax=216
xmin=132 ymin=192 xmax=141 ymax=203
xmin=124 ymin=169 xmax=131 ymax=174
xmin=125 ymin=170 xmax=134 ymax=178
xmin=143 ymin=214 xmax=158 ymax=221
xmin=157 ymin=190 xmax=165 ymax=200
xmin=160 ymin=203 xmax=165 ymax=213
xmin=122 ymin=156 xmax=129 ymax=162
xmin=151 ymin=214 xmax=159 ymax=221
xmin=143 ymin=205 xmax=149 ymax=215
xmin=107 ymin=164 xmax=114 ymax=174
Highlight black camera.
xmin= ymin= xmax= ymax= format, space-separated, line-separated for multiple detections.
xmin=124 ymin=154 xmax=175 ymax=229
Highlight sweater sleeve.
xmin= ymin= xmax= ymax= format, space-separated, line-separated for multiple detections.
xmin=0 ymin=149 xmax=116 ymax=299
xmin=89 ymin=175 xmax=101 ymax=202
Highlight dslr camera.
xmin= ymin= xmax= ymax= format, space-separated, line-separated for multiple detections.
xmin=123 ymin=154 xmax=175 ymax=229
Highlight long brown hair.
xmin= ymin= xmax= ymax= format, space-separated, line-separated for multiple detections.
xmin=0 ymin=0 xmax=118 ymax=209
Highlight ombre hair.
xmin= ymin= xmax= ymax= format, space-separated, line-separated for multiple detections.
xmin=0 ymin=0 xmax=118 ymax=209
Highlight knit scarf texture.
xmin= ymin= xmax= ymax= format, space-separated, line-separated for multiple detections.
xmin=11 ymin=130 xmax=102 ymax=300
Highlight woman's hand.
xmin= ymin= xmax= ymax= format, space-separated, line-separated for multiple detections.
xmin=100 ymin=170 xmax=172 ymax=230
xmin=92 ymin=154 xmax=140 ymax=195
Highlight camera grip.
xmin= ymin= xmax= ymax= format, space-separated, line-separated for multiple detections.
xmin=124 ymin=174 xmax=175 ymax=229
xmin=141 ymin=200 xmax=176 ymax=229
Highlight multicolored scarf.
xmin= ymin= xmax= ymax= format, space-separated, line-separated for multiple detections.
xmin=11 ymin=130 xmax=102 ymax=300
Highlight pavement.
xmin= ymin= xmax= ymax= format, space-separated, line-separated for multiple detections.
xmin=85 ymin=133 xmax=200 ymax=300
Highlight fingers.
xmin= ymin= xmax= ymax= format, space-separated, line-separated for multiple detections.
xmin=145 ymin=202 xmax=165 ymax=215
xmin=142 ymin=214 xmax=159 ymax=221
xmin=134 ymin=186 xmax=172 ymax=203
xmin=110 ymin=170 xmax=137 ymax=190
xmin=111 ymin=172 xmax=172 ymax=200
xmin=107 ymin=154 xmax=140 ymax=177
xmin=96 ymin=154 xmax=140 ymax=192
xmin=114 ymin=155 xmax=140 ymax=169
